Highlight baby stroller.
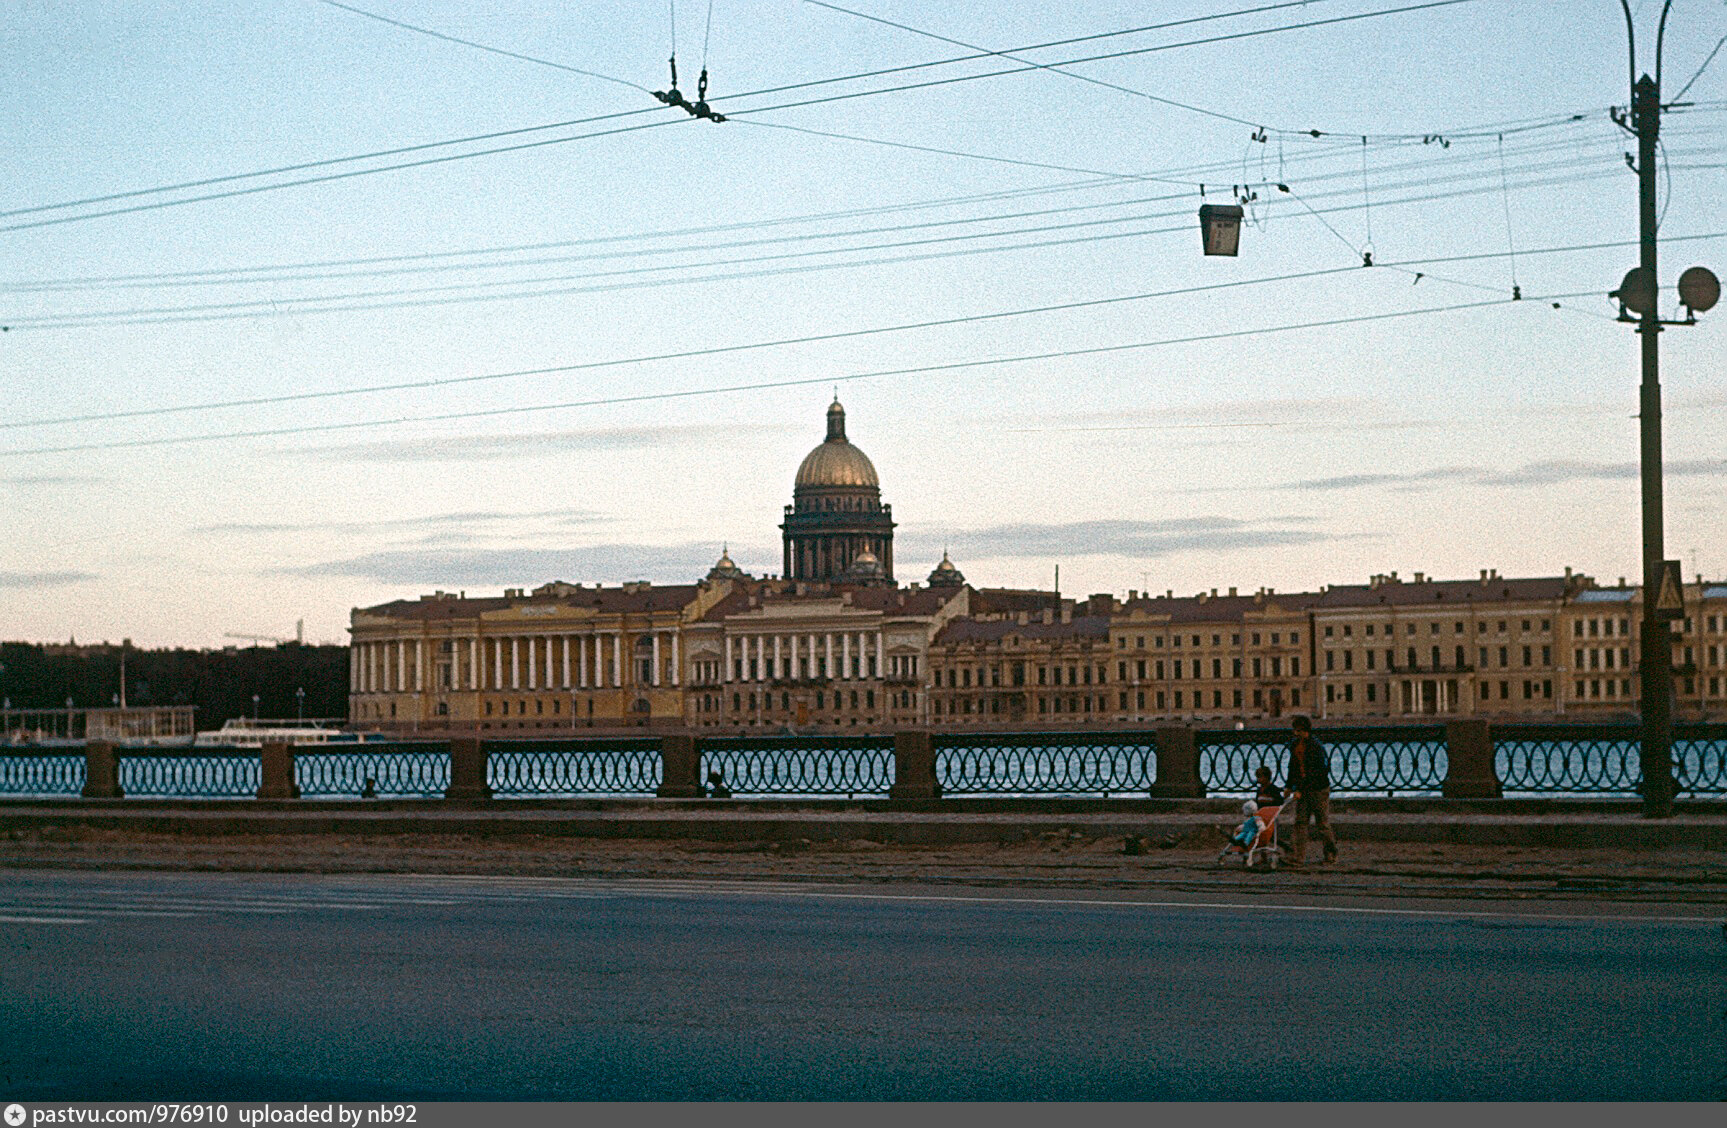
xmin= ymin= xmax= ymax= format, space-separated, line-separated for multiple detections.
xmin=1217 ymin=798 xmax=1288 ymax=870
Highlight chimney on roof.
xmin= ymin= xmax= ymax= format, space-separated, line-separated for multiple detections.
xmin=1564 ymin=566 xmax=1572 ymax=579
xmin=1414 ymin=572 xmax=1425 ymax=583
xmin=1228 ymin=586 xmax=1237 ymax=597
xmin=1198 ymin=591 xmax=1209 ymax=604
xmin=1210 ymin=588 xmax=1218 ymax=597
xmin=1128 ymin=589 xmax=1138 ymax=601
xmin=1480 ymin=569 xmax=1488 ymax=582
xmin=1166 ymin=589 xmax=1173 ymax=599
xmin=1619 ymin=576 xmax=1627 ymax=588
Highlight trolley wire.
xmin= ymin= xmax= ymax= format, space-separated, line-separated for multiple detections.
xmin=0 ymin=292 xmax=1600 ymax=459
xmin=3 ymin=0 xmax=1510 ymax=234
xmin=8 ymin=232 xmax=1722 ymax=432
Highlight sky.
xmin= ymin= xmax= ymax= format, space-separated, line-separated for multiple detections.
xmin=3 ymin=0 xmax=1725 ymax=649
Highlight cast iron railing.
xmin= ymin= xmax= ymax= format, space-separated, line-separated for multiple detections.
xmin=1198 ymin=725 xmax=1449 ymax=795
xmin=1 ymin=723 xmax=1723 ymax=799
xmin=121 ymin=752 xmax=259 ymax=798
xmin=699 ymin=736 xmax=894 ymax=796
xmin=489 ymin=738 xmax=661 ymax=797
xmin=934 ymin=731 xmax=1156 ymax=795
xmin=297 ymin=743 xmax=449 ymax=799
xmin=0 ymin=750 xmax=85 ymax=798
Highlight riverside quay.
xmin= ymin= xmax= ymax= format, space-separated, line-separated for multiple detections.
xmin=348 ymin=400 xmax=1727 ymax=736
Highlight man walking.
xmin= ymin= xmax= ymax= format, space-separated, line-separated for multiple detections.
xmin=1283 ymin=715 xmax=1338 ymax=868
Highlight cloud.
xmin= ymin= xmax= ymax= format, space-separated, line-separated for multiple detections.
xmin=2 ymin=474 xmax=99 ymax=487
xmin=905 ymin=517 xmax=1342 ymax=561
xmin=0 ymin=570 xmax=96 ymax=589
xmin=305 ymin=422 xmax=791 ymax=463
xmin=1282 ymin=459 xmax=1727 ymax=493
xmin=284 ymin=542 xmax=773 ymax=587
xmin=194 ymin=507 xmax=603 ymax=536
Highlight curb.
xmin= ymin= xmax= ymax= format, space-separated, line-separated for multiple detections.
xmin=3 ymin=806 xmax=1725 ymax=849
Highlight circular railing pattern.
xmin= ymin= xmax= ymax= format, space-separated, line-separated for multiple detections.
xmin=1197 ymin=728 xmax=1447 ymax=795
xmin=0 ymin=753 xmax=85 ymax=797
xmin=935 ymin=736 xmax=1156 ymax=795
xmin=701 ymin=738 xmax=893 ymax=796
xmin=1672 ymin=734 xmax=1726 ymax=796
xmin=490 ymin=741 xmax=661 ymax=797
xmin=120 ymin=754 xmax=259 ymax=798
xmin=296 ymin=746 xmax=449 ymax=798
xmin=1494 ymin=725 xmax=1642 ymax=794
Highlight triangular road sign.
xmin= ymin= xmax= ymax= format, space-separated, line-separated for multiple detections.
xmin=1653 ymin=560 xmax=1685 ymax=619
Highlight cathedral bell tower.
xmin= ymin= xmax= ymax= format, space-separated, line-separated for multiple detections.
xmin=780 ymin=398 xmax=895 ymax=584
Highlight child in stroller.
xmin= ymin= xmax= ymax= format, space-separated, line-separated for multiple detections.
xmin=1218 ymin=790 xmax=1288 ymax=869
xmin=1219 ymin=801 xmax=1263 ymax=861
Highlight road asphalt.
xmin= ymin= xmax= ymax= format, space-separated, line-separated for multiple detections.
xmin=0 ymin=868 xmax=1722 ymax=1101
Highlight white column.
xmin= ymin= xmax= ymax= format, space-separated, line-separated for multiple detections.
xmin=754 ymin=635 xmax=764 ymax=681
xmin=670 ymin=633 xmax=680 ymax=686
xmin=612 ymin=634 xmax=622 ymax=687
xmin=469 ymin=638 xmax=478 ymax=690
xmin=651 ymin=633 xmax=662 ymax=687
xmin=773 ymin=635 xmax=783 ymax=680
xmin=562 ymin=636 xmax=571 ymax=688
xmin=350 ymin=648 xmax=359 ymax=693
xmin=396 ymin=640 xmax=406 ymax=692
xmin=724 ymin=636 xmax=733 ymax=682
xmin=492 ymin=639 xmax=502 ymax=690
xmin=842 ymin=633 xmax=851 ymax=679
xmin=415 ymin=639 xmax=424 ymax=693
xmin=875 ymin=633 xmax=884 ymax=678
xmin=579 ymin=636 xmax=589 ymax=689
xmin=510 ymin=637 xmax=521 ymax=689
xmin=545 ymin=635 xmax=554 ymax=687
xmin=527 ymin=637 xmax=538 ymax=690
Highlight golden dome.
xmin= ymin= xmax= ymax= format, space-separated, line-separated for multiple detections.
xmin=794 ymin=398 xmax=879 ymax=489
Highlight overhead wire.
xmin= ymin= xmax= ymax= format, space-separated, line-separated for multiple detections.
xmin=8 ymin=232 xmax=1723 ymax=431
xmin=0 ymin=292 xmax=1605 ymax=459
xmin=18 ymin=125 xmax=1600 ymax=290
xmin=5 ymin=152 xmax=1672 ymax=330
xmin=317 ymin=1 xmax=651 ymax=92
xmin=2 ymin=0 xmax=1511 ymax=234
xmin=3 ymin=121 xmax=1655 ymax=312
xmin=14 ymin=152 xmax=1709 ymax=330
xmin=804 ymin=0 xmax=1272 ymax=129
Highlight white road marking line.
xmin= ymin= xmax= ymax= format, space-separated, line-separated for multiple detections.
xmin=369 ymin=876 xmax=1722 ymax=926
xmin=0 ymin=914 xmax=88 ymax=925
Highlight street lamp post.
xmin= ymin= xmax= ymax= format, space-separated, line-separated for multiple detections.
xmin=1613 ymin=1 xmax=1720 ymax=817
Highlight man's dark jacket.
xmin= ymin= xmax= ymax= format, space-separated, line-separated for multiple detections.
xmin=1285 ymin=733 xmax=1331 ymax=792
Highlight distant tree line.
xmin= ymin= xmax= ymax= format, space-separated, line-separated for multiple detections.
xmin=0 ymin=641 xmax=349 ymax=727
